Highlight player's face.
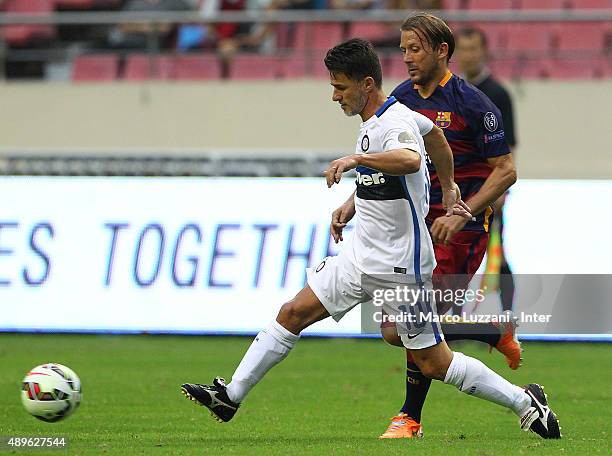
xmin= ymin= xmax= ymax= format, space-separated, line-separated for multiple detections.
xmin=330 ymin=72 xmax=367 ymax=117
xmin=400 ymin=29 xmax=442 ymax=85
xmin=456 ymin=34 xmax=486 ymax=77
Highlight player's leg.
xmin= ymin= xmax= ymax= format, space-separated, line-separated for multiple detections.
xmin=408 ymin=340 xmax=560 ymax=439
xmin=181 ymin=254 xmax=366 ymax=422
xmin=181 ymin=285 xmax=329 ymax=422
xmin=496 ymin=210 xmax=515 ymax=312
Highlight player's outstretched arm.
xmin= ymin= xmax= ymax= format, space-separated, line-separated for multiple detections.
xmin=330 ymin=190 xmax=356 ymax=243
xmin=324 ymin=149 xmax=420 ymax=188
xmin=464 ymin=153 xmax=517 ymax=216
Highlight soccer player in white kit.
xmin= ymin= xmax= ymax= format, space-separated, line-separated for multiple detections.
xmin=180 ymin=39 xmax=560 ymax=439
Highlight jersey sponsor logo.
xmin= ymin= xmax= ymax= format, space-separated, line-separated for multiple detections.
xmin=435 ymin=111 xmax=452 ymax=129
xmin=484 ymin=130 xmax=505 ymax=143
xmin=398 ymin=131 xmax=417 ymax=146
xmin=484 ymin=112 xmax=499 ymax=132
xmin=356 ymin=171 xmax=386 ymax=186
xmin=361 ymin=134 xmax=370 ymax=152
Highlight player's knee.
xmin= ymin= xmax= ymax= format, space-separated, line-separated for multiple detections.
xmin=380 ymin=325 xmax=403 ymax=347
xmin=277 ymin=300 xmax=308 ymax=334
xmin=413 ymin=358 xmax=447 ymax=381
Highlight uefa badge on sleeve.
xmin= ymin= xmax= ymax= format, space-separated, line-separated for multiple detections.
xmin=484 ymin=112 xmax=499 ymax=132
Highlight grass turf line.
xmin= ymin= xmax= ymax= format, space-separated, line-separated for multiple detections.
xmin=0 ymin=334 xmax=610 ymax=455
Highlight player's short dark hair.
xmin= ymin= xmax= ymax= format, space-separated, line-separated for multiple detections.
xmin=324 ymin=38 xmax=383 ymax=88
xmin=457 ymin=26 xmax=488 ymax=49
xmin=400 ymin=13 xmax=455 ymax=62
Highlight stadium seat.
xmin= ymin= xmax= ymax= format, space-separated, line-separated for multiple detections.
xmin=506 ymin=23 xmax=553 ymax=52
xmin=467 ymin=0 xmax=515 ymax=9
xmin=1 ymin=0 xmax=55 ymax=47
xmin=472 ymin=23 xmax=510 ymax=51
xmin=292 ymin=22 xmax=344 ymax=50
xmin=124 ymin=54 xmax=175 ymax=80
xmin=442 ymin=0 xmax=468 ymax=9
xmin=279 ymin=53 xmax=309 ymax=78
xmin=229 ymin=55 xmax=281 ymax=80
xmin=174 ymin=55 xmax=221 ymax=80
xmin=72 ymin=54 xmax=119 ymax=81
xmin=386 ymin=57 xmax=409 ymax=81
xmin=545 ymin=58 xmax=605 ymax=79
xmin=348 ymin=22 xmax=390 ymax=42
xmin=554 ymin=22 xmax=606 ymax=52
xmin=571 ymin=0 xmax=611 ymax=7
xmin=517 ymin=0 xmax=570 ymax=8
xmin=55 ymin=0 xmax=122 ymax=8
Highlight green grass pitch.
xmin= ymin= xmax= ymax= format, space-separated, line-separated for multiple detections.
xmin=1 ymin=334 xmax=610 ymax=455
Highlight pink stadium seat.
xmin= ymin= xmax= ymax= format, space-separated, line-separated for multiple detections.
xmin=348 ymin=22 xmax=390 ymax=41
xmin=473 ymin=23 xmax=510 ymax=50
xmin=1 ymin=0 xmax=55 ymax=46
xmin=174 ymin=55 xmax=221 ymax=80
xmin=55 ymin=0 xmax=122 ymax=8
xmin=545 ymin=58 xmax=605 ymax=79
xmin=229 ymin=55 xmax=281 ymax=80
xmin=292 ymin=22 xmax=344 ymax=50
xmin=279 ymin=53 xmax=309 ymax=78
xmin=506 ymin=23 xmax=553 ymax=51
xmin=386 ymin=57 xmax=409 ymax=81
xmin=571 ymin=0 xmax=611 ymax=7
xmin=517 ymin=0 xmax=570 ymax=8
xmin=554 ymin=22 xmax=606 ymax=52
xmin=468 ymin=0 xmax=515 ymax=8
xmin=124 ymin=54 xmax=175 ymax=80
xmin=72 ymin=54 xmax=119 ymax=81
xmin=490 ymin=56 xmax=549 ymax=79
xmin=442 ymin=0 xmax=467 ymax=9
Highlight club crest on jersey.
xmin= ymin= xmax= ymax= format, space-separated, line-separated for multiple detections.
xmin=435 ymin=111 xmax=452 ymax=129
xmin=361 ymin=134 xmax=370 ymax=152
xmin=484 ymin=112 xmax=498 ymax=132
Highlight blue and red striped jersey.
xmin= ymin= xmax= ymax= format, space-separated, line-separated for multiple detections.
xmin=391 ymin=71 xmax=510 ymax=232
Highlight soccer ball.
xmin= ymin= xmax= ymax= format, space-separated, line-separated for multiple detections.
xmin=21 ymin=363 xmax=82 ymax=422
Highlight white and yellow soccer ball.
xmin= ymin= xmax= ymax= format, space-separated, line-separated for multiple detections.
xmin=21 ymin=363 xmax=82 ymax=422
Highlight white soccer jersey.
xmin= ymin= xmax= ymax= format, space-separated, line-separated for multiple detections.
xmin=344 ymin=96 xmax=436 ymax=282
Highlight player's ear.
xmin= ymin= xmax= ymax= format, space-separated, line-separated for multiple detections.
xmin=437 ymin=42 xmax=449 ymax=62
xmin=363 ymin=76 xmax=376 ymax=92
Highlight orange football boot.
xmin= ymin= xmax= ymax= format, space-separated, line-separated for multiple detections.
xmin=491 ymin=311 xmax=522 ymax=370
xmin=379 ymin=413 xmax=423 ymax=439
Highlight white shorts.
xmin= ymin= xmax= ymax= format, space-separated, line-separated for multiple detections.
xmin=306 ymin=253 xmax=444 ymax=350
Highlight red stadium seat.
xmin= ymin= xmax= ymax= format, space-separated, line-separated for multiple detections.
xmin=571 ymin=0 xmax=611 ymax=7
xmin=506 ymin=23 xmax=553 ymax=52
xmin=279 ymin=53 xmax=309 ymax=78
xmin=544 ymin=58 xmax=605 ymax=79
xmin=473 ymin=23 xmax=510 ymax=51
xmin=55 ymin=0 xmax=122 ymax=8
xmin=554 ymin=22 xmax=606 ymax=52
xmin=124 ymin=54 xmax=175 ymax=80
xmin=443 ymin=0 xmax=468 ymax=9
xmin=229 ymin=55 xmax=281 ymax=80
xmin=348 ymin=22 xmax=390 ymax=42
xmin=517 ymin=0 xmax=570 ymax=8
xmin=174 ymin=55 xmax=221 ymax=80
xmin=72 ymin=54 xmax=119 ymax=81
xmin=1 ymin=0 xmax=55 ymax=46
xmin=467 ymin=0 xmax=515 ymax=8
xmin=292 ymin=22 xmax=344 ymax=50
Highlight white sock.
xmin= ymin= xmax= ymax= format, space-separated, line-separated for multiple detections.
xmin=226 ymin=320 xmax=299 ymax=403
xmin=444 ymin=351 xmax=532 ymax=417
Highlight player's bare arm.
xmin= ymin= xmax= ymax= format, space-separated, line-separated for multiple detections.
xmin=330 ymin=190 xmax=356 ymax=243
xmin=423 ymin=125 xmax=472 ymax=218
xmin=325 ymin=148 xmax=421 ymax=188
xmin=430 ymin=153 xmax=517 ymax=244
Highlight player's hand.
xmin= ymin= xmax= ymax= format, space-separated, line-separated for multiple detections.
xmin=442 ymin=183 xmax=472 ymax=219
xmin=325 ymin=155 xmax=359 ymax=188
xmin=330 ymin=200 xmax=356 ymax=243
xmin=430 ymin=214 xmax=469 ymax=245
